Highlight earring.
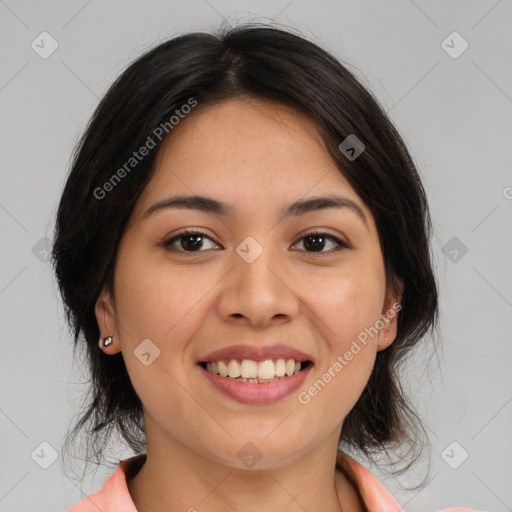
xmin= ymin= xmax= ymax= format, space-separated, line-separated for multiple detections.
xmin=99 ymin=335 xmax=113 ymax=349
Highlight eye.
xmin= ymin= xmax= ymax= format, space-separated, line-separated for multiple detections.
xmin=162 ymin=229 xmax=219 ymax=253
xmin=162 ymin=229 xmax=349 ymax=255
xmin=292 ymin=230 xmax=349 ymax=255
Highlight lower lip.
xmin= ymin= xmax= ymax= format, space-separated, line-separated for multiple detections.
xmin=198 ymin=363 xmax=313 ymax=404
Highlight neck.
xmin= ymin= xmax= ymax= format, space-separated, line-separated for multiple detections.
xmin=126 ymin=421 xmax=364 ymax=511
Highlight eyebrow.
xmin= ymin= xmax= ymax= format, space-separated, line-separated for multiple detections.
xmin=142 ymin=193 xmax=368 ymax=227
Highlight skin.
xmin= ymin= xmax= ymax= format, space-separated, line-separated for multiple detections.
xmin=95 ymin=96 xmax=402 ymax=512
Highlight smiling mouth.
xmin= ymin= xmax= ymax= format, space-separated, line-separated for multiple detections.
xmin=198 ymin=359 xmax=313 ymax=383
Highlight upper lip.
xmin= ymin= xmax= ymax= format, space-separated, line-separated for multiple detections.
xmin=197 ymin=343 xmax=314 ymax=364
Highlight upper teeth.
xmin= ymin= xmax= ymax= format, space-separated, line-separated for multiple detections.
xmin=205 ymin=359 xmax=302 ymax=379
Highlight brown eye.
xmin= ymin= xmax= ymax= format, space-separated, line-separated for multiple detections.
xmin=162 ymin=229 xmax=348 ymax=256
xmin=163 ymin=230 xmax=219 ymax=253
xmin=292 ymin=231 xmax=348 ymax=255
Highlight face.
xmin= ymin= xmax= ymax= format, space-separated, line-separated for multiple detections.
xmin=96 ymin=96 xmax=401 ymax=469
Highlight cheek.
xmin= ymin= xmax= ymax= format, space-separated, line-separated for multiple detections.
xmin=306 ymin=267 xmax=385 ymax=346
xmin=113 ymin=250 xmax=216 ymax=342
xmin=299 ymin=281 xmax=380 ymax=423
xmin=111 ymin=253 xmax=211 ymax=421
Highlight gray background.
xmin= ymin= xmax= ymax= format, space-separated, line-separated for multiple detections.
xmin=1 ymin=1 xmax=511 ymax=511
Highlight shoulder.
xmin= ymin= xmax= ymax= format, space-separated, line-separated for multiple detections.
xmin=438 ymin=509 xmax=482 ymax=512
xmin=336 ymin=450 xmax=404 ymax=511
xmin=336 ymin=451 xmax=481 ymax=512
xmin=63 ymin=454 xmax=145 ymax=512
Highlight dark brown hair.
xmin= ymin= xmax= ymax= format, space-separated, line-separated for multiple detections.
xmin=52 ymin=23 xmax=438 ymax=480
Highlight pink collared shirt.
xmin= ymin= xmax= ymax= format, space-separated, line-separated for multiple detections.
xmin=64 ymin=452 xmax=480 ymax=512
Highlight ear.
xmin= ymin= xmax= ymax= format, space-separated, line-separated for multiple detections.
xmin=95 ymin=287 xmax=121 ymax=354
xmin=377 ymin=278 xmax=403 ymax=351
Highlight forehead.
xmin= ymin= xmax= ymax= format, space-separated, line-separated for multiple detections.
xmin=134 ymin=97 xmax=367 ymax=220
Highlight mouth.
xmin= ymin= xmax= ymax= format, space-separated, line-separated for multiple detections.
xmin=198 ymin=358 xmax=313 ymax=383
xmin=197 ymin=358 xmax=314 ymax=404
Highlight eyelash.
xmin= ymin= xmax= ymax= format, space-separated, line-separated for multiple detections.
xmin=161 ymin=229 xmax=349 ymax=257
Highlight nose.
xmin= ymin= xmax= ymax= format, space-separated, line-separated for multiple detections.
xmin=216 ymin=243 xmax=300 ymax=329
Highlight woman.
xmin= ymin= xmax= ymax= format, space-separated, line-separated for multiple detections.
xmin=53 ymin=24 xmax=478 ymax=512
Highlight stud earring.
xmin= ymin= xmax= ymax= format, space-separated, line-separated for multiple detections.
xmin=99 ymin=335 xmax=113 ymax=349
